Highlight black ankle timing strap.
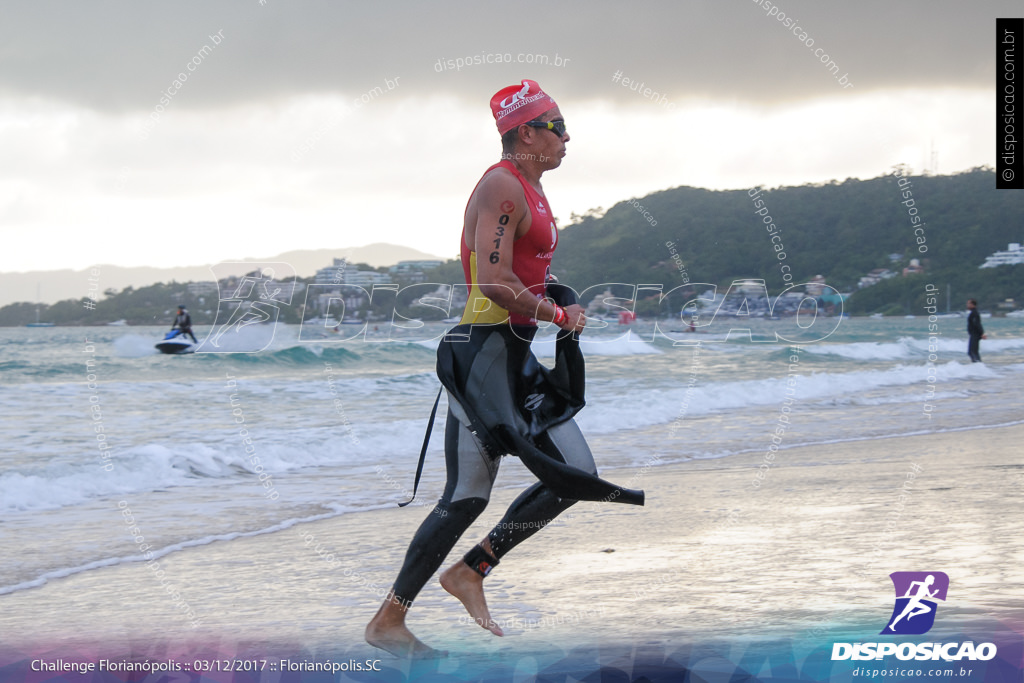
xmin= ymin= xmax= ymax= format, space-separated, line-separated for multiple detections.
xmin=463 ymin=544 xmax=499 ymax=577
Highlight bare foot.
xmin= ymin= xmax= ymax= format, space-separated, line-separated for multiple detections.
xmin=440 ymin=556 xmax=503 ymax=637
xmin=365 ymin=599 xmax=447 ymax=659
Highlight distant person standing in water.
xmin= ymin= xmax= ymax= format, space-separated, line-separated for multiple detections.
xmin=966 ymin=299 xmax=986 ymax=362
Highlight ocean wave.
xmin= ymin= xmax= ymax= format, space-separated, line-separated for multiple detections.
xmin=532 ymin=333 xmax=662 ymax=358
xmin=578 ymin=360 xmax=1000 ymax=435
xmin=0 ymin=417 xmax=442 ymax=514
xmin=399 ymin=331 xmax=663 ymax=357
xmin=802 ymin=335 xmax=1024 ymax=361
xmin=111 ymin=334 xmax=162 ymax=357
xmin=112 ymin=328 xmax=439 ymax=367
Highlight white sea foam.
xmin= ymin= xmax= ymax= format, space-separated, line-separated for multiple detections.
xmin=6 ymin=320 xmax=1023 ymax=594
xmin=5 ymin=351 xmax=1011 ymax=515
xmin=804 ymin=335 xmax=1024 ymax=361
xmin=415 ymin=331 xmax=663 ymax=357
xmin=0 ymin=416 xmax=440 ymax=513
xmin=112 ymin=334 xmax=162 ymax=357
xmin=531 ymin=333 xmax=662 ymax=358
xmin=578 ymin=360 xmax=1000 ymax=435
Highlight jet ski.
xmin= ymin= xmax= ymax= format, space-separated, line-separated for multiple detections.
xmin=155 ymin=330 xmax=195 ymax=354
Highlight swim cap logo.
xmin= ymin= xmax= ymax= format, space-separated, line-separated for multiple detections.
xmin=499 ymin=82 xmax=532 ymax=109
xmin=491 ymin=80 xmax=556 ymax=135
xmin=882 ymin=571 xmax=949 ymax=635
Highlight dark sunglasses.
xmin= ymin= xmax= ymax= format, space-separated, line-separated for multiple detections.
xmin=524 ymin=119 xmax=567 ymax=137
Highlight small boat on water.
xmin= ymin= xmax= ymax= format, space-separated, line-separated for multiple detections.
xmin=26 ymin=288 xmax=54 ymax=326
xmin=26 ymin=308 xmax=54 ymax=327
xmin=155 ymin=330 xmax=194 ymax=354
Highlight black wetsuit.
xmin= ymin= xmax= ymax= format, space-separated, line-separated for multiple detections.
xmin=173 ymin=311 xmax=197 ymax=343
xmin=967 ymin=309 xmax=984 ymax=362
xmin=389 ymin=287 xmax=643 ymax=607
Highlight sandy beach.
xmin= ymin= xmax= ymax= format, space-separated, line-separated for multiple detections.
xmin=2 ymin=422 xmax=1022 ymax=679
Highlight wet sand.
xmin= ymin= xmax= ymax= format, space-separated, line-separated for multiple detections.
xmin=2 ymin=424 xmax=1022 ymax=678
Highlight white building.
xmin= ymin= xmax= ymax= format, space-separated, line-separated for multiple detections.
xmin=315 ymin=258 xmax=349 ymax=284
xmin=343 ymin=270 xmax=392 ymax=287
xmin=313 ymin=258 xmax=392 ymax=287
xmin=270 ymin=281 xmax=306 ymax=301
xmin=732 ymin=279 xmax=767 ymax=295
xmin=805 ymin=275 xmax=828 ymax=297
xmin=980 ymin=243 xmax=1024 ymax=268
xmin=902 ymin=259 xmax=923 ymax=276
xmin=858 ymin=268 xmax=896 ymax=289
xmin=389 ymin=260 xmax=444 ymax=274
xmin=388 ymin=260 xmax=445 ymax=284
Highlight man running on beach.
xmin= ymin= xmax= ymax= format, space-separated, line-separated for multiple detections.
xmin=365 ymin=80 xmax=643 ymax=658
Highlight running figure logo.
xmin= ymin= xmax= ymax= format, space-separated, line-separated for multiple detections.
xmin=882 ymin=571 xmax=949 ymax=635
xmin=198 ymin=262 xmax=297 ymax=354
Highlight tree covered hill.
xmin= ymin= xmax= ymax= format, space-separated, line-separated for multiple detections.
xmin=551 ymin=167 xmax=1022 ymax=312
xmin=3 ymin=168 xmax=1020 ymax=325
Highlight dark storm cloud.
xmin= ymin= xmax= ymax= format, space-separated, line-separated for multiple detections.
xmin=0 ymin=0 xmax=1015 ymax=112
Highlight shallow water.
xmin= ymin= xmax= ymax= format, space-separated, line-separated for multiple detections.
xmin=2 ymin=317 xmax=1022 ymax=597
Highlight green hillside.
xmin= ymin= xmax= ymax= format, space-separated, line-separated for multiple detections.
xmin=4 ymin=168 xmax=1021 ymax=325
xmin=550 ymin=167 xmax=1022 ymax=313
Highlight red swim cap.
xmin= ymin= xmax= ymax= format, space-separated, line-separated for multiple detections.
xmin=490 ymin=80 xmax=558 ymax=135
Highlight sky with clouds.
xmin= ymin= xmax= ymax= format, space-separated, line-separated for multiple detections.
xmin=1 ymin=0 xmax=1014 ymax=272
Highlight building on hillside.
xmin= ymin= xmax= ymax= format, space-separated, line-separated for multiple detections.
xmin=409 ymin=284 xmax=466 ymax=316
xmin=858 ymin=269 xmax=896 ymax=289
xmin=215 ymin=271 xmax=304 ymax=304
xmin=313 ymin=258 xmax=392 ymax=287
xmin=315 ymin=258 xmax=350 ymax=284
xmin=389 ymin=260 xmax=444 ymax=275
xmin=733 ymin=279 xmax=767 ymax=295
xmin=979 ymin=243 xmax=1024 ymax=268
xmin=902 ymin=259 xmax=924 ymax=276
xmin=343 ymin=270 xmax=392 ymax=287
xmin=805 ymin=275 xmax=828 ymax=297
xmin=271 ymin=281 xmax=305 ymax=300
xmin=316 ymin=290 xmax=367 ymax=320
